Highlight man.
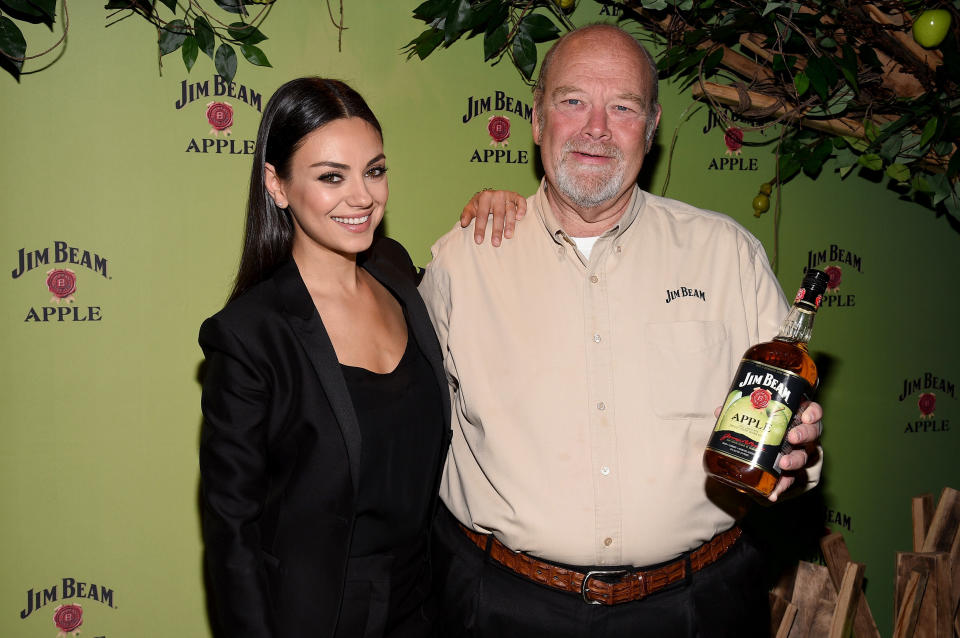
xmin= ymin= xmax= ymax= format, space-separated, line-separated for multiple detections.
xmin=420 ymin=24 xmax=823 ymax=637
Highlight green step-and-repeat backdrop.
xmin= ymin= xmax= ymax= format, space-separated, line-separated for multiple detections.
xmin=1 ymin=2 xmax=957 ymax=636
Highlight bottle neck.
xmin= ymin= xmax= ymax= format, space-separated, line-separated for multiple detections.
xmin=774 ymin=304 xmax=816 ymax=345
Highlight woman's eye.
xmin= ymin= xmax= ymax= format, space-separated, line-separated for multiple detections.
xmin=319 ymin=173 xmax=343 ymax=183
xmin=367 ymin=166 xmax=388 ymax=178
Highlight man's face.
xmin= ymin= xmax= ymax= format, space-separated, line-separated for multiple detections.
xmin=534 ymin=31 xmax=660 ymax=216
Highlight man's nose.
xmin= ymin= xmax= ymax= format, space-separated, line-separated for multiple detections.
xmin=582 ymin=105 xmax=611 ymax=139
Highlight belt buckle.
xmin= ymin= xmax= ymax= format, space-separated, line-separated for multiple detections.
xmin=581 ymin=569 xmax=628 ymax=605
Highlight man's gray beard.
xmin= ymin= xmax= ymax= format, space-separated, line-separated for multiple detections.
xmin=554 ymin=142 xmax=625 ymax=208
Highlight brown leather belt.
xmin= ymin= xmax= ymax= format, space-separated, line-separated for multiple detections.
xmin=458 ymin=523 xmax=742 ymax=605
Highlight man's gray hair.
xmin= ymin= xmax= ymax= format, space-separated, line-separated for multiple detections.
xmin=532 ymin=24 xmax=660 ymax=135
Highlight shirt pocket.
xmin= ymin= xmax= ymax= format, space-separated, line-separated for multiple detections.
xmin=643 ymin=320 xmax=731 ymax=419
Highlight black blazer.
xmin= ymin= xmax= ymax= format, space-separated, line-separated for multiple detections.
xmin=198 ymin=238 xmax=451 ymax=637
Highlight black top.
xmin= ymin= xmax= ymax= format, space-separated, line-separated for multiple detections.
xmin=341 ymin=318 xmax=444 ymax=556
xmin=337 ymin=315 xmax=444 ymax=637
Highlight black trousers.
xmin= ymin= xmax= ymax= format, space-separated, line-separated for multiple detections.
xmin=432 ymin=506 xmax=770 ymax=638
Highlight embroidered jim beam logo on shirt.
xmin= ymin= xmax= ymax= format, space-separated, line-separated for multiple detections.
xmin=11 ymin=241 xmax=109 ymax=323
xmin=804 ymin=244 xmax=862 ymax=309
xmin=462 ymin=90 xmax=531 ymax=165
xmin=899 ymin=371 xmax=954 ymax=434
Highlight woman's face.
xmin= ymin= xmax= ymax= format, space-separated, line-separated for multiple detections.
xmin=268 ymin=117 xmax=387 ymax=260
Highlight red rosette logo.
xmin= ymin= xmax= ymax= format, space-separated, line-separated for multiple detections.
xmin=206 ymin=101 xmax=234 ymax=136
xmin=824 ymin=265 xmax=842 ymax=292
xmin=918 ymin=392 xmax=936 ymax=419
xmin=750 ymin=387 xmax=772 ymax=410
xmin=724 ymin=126 xmax=743 ymax=155
xmin=488 ymin=115 xmax=510 ymax=147
xmin=53 ymin=603 xmax=83 ymax=637
xmin=794 ymin=288 xmax=806 ymax=304
xmin=46 ymin=268 xmax=77 ymax=304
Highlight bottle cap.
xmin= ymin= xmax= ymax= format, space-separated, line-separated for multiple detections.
xmin=794 ymin=269 xmax=830 ymax=310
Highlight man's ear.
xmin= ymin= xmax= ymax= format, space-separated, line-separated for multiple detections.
xmin=645 ymin=105 xmax=662 ymax=153
xmin=264 ymin=163 xmax=288 ymax=209
xmin=532 ymin=101 xmax=543 ymax=145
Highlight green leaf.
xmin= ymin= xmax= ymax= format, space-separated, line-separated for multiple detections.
xmin=948 ymin=149 xmax=960 ymax=179
xmin=518 ymin=13 xmax=559 ymax=43
xmin=14 ymin=0 xmax=56 ymax=21
xmin=641 ymin=0 xmax=668 ymax=9
xmin=838 ymin=164 xmax=856 ymax=178
xmin=228 ymin=22 xmax=267 ymax=44
xmin=762 ymin=1 xmax=789 ymax=16
xmin=839 ymin=44 xmax=858 ymax=91
xmin=934 ymin=140 xmax=953 ymax=155
xmin=483 ymin=22 xmax=508 ymax=61
xmin=2 ymin=0 xmax=50 ymax=20
xmin=413 ymin=0 xmax=455 ymax=20
xmin=0 ymin=16 xmax=26 ymax=77
xmin=158 ymin=0 xmax=177 ymax=12
xmin=885 ymin=163 xmax=910 ymax=183
xmin=805 ymin=57 xmax=829 ymax=102
xmin=403 ymin=28 xmax=444 ymax=60
xmin=777 ymin=153 xmax=802 ymax=181
xmin=772 ymin=53 xmax=797 ymax=72
xmin=215 ymin=42 xmax=237 ymax=84
xmin=879 ymin=134 xmax=902 ymax=163
xmin=819 ymin=37 xmax=837 ymax=49
xmin=920 ymin=116 xmax=939 ymax=149
xmin=240 ymin=43 xmax=270 ymax=66
xmin=195 ymin=16 xmax=215 ymax=59
xmin=512 ymin=30 xmax=536 ymax=80
xmin=929 ymin=173 xmax=951 ymax=206
xmin=159 ymin=19 xmax=189 ymax=55
xmin=444 ymin=0 xmax=472 ymax=44
xmin=794 ymin=71 xmax=810 ymax=96
xmin=863 ymin=119 xmax=879 ymax=143
xmin=214 ymin=0 xmax=246 ymax=15
xmin=857 ymin=153 xmax=882 ymax=171
xmin=182 ymin=35 xmax=198 ymax=71
xmin=911 ymin=174 xmax=931 ymax=193
xmin=703 ymin=48 xmax=724 ymax=74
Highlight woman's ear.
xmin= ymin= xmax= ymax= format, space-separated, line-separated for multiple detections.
xmin=264 ymin=162 xmax=288 ymax=209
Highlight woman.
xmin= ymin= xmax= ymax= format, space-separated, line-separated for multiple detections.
xmin=199 ymin=77 xmax=519 ymax=638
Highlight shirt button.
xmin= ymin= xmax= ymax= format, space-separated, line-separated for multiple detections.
xmin=615 ymin=246 xmax=622 ymax=253
xmin=597 ymin=402 xmax=606 ymax=411
xmin=593 ymin=333 xmax=601 ymax=343
xmin=600 ymin=466 xmax=610 ymax=476
xmin=604 ymin=537 xmax=613 ymax=547
xmin=590 ymin=275 xmax=599 ymax=284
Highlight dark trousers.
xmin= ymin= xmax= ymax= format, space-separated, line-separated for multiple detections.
xmin=432 ymin=506 xmax=770 ymax=638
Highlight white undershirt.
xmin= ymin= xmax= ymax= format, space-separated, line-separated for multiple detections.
xmin=570 ymin=235 xmax=600 ymax=259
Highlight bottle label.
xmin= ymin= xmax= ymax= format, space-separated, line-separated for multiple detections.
xmin=705 ymin=360 xmax=811 ymax=475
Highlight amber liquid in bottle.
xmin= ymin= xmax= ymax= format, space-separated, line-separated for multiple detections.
xmin=703 ymin=269 xmax=828 ymax=498
xmin=703 ymin=340 xmax=817 ymax=497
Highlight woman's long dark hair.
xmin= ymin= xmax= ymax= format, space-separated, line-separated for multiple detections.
xmin=228 ymin=77 xmax=383 ymax=303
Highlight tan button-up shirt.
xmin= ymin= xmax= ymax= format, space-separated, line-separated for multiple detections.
xmin=420 ymin=182 xmax=814 ymax=567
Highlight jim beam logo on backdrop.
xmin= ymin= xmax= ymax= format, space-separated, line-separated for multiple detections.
xmin=803 ymin=244 xmax=863 ymax=308
xmin=825 ymin=506 xmax=854 ymax=533
xmin=900 ymin=372 xmax=955 ymax=434
xmin=462 ymin=90 xmax=532 ymax=165
xmin=176 ymin=74 xmax=262 ymax=155
xmin=19 ymin=577 xmax=116 ymax=637
xmin=11 ymin=241 xmax=109 ymax=323
xmin=703 ymin=108 xmax=766 ymax=172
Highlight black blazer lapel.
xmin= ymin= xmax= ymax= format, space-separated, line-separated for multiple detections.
xmin=273 ymin=259 xmax=363 ymax=495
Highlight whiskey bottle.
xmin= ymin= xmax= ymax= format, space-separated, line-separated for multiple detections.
xmin=703 ymin=268 xmax=830 ymax=498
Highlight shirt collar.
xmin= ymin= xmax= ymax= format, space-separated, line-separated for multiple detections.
xmin=533 ymin=179 xmax=646 ymax=245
